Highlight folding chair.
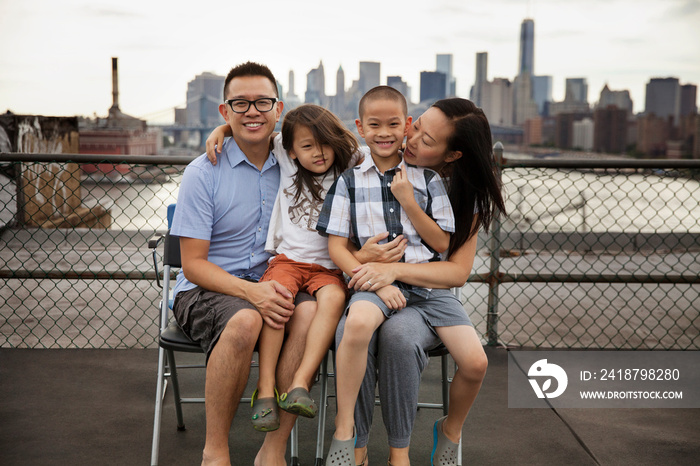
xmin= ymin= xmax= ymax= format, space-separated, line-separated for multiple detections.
xmin=148 ymin=204 xmax=301 ymax=465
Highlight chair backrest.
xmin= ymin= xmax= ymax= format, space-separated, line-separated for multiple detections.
xmin=167 ymin=204 xmax=177 ymax=228
xmin=164 ymin=204 xmax=181 ymax=268
xmin=163 ymin=231 xmax=181 ymax=268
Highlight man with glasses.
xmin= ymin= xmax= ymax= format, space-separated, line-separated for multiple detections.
xmin=171 ymin=62 xmax=311 ymax=466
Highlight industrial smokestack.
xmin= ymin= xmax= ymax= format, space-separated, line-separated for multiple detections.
xmin=111 ymin=57 xmax=119 ymax=110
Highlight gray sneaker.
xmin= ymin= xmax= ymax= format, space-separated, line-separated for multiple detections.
xmin=431 ymin=416 xmax=459 ymax=465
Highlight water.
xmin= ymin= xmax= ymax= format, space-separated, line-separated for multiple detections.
xmin=502 ymin=166 xmax=700 ymax=234
xmin=89 ymin=165 xmax=700 ymax=236
xmin=81 ymin=174 xmax=181 ymax=232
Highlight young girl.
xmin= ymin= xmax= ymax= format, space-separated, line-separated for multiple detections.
xmin=207 ymin=104 xmax=360 ymax=432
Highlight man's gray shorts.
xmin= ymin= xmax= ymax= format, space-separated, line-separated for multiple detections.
xmin=172 ymin=286 xmax=255 ymax=359
xmin=172 ymin=287 xmax=316 ymax=360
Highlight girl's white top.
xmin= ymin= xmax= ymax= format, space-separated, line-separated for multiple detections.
xmin=266 ymin=133 xmax=362 ymax=269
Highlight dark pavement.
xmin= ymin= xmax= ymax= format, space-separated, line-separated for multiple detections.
xmin=1 ymin=346 xmax=699 ymax=465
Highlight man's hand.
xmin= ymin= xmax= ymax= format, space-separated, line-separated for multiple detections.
xmin=375 ymin=285 xmax=406 ymax=311
xmin=244 ymin=280 xmax=295 ymax=330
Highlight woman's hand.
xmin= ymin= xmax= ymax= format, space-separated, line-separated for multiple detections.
xmin=348 ymin=262 xmax=398 ymax=292
xmin=205 ymin=125 xmax=230 ymax=165
xmin=354 ymin=232 xmax=407 ymax=264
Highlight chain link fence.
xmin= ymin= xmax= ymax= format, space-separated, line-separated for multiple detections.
xmin=1 ymin=154 xmax=185 ymax=348
xmin=1 ymin=152 xmax=699 ymax=349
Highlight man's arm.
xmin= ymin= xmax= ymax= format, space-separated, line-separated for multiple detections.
xmin=180 ymin=237 xmax=294 ymax=329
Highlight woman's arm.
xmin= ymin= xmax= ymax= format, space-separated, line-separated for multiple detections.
xmin=348 ymin=220 xmax=479 ymax=291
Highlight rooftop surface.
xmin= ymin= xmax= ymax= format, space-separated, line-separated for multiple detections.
xmin=1 ymin=346 xmax=698 ymax=465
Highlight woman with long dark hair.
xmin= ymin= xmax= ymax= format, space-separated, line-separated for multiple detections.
xmin=340 ymin=98 xmax=506 ymax=466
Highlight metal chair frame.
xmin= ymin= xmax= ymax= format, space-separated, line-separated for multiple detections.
xmin=148 ymin=205 xmax=306 ymax=465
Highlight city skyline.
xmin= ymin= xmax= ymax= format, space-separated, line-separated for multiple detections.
xmin=1 ymin=0 xmax=699 ymax=121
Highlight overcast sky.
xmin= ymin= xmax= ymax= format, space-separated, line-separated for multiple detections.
xmin=1 ymin=0 xmax=699 ymax=122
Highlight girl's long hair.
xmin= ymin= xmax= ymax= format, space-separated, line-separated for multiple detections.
xmin=431 ymin=98 xmax=506 ymax=257
xmin=280 ymin=104 xmax=358 ymax=203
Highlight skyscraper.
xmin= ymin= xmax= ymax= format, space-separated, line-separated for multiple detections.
xmin=359 ymin=61 xmax=380 ymax=94
xmin=513 ymin=18 xmax=538 ymax=125
xmin=680 ymin=84 xmax=698 ymax=117
xmin=330 ymin=65 xmax=347 ymax=118
xmin=514 ymin=73 xmax=539 ymax=125
xmin=473 ymin=52 xmax=488 ymax=107
xmin=305 ymin=61 xmax=326 ymax=105
xmin=645 ymin=77 xmax=680 ymax=123
xmin=519 ymin=19 xmax=535 ymax=76
xmin=287 ymin=70 xmax=297 ymax=99
xmin=436 ymin=54 xmax=456 ymax=97
xmin=594 ymin=106 xmax=628 ymax=153
xmin=420 ymin=71 xmax=447 ymax=103
xmin=598 ymin=85 xmax=633 ymax=114
xmin=565 ymin=78 xmax=589 ymax=104
xmin=387 ymin=76 xmax=409 ymax=101
xmin=336 ymin=65 xmax=345 ymax=100
xmin=186 ymin=72 xmax=225 ymax=128
xmin=532 ymin=75 xmax=552 ymax=115
xmin=482 ymin=78 xmax=514 ymax=126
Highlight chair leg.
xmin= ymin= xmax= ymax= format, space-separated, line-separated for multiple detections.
xmin=166 ymin=349 xmax=186 ymax=430
xmin=441 ymin=353 xmax=462 ymax=466
xmin=290 ymin=420 xmax=300 ymax=466
xmin=151 ymin=346 xmax=167 ymax=466
xmin=441 ymin=354 xmax=450 ymax=415
xmin=314 ymin=354 xmax=329 ymax=466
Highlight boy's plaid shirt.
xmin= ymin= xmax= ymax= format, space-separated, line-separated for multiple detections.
xmin=317 ymin=156 xmax=455 ymax=267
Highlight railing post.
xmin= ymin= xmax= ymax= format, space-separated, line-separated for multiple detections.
xmin=486 ymin=142 xmax=503 ymax=346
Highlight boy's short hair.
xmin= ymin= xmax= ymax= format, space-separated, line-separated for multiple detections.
xmin=223 ymin=61 xmax=279 ymax=100
xmin=358 ymin=85 xmax=408 ymax=120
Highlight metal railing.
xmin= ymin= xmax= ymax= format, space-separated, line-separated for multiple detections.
xmin=1 ymin=150 xmax=699 ymax=349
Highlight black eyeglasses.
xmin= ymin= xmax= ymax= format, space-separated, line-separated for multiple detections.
xmin=224 ymin=97 xmax=278 ymax=113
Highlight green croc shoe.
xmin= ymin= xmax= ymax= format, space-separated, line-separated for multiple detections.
xmin=278 ymin=387 xmax=318 ymax=418
xmin=250 ymin=388 xmax=280 ymax=432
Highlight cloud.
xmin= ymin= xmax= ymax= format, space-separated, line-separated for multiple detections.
xmin=660 ymin=0 xmax=700 ymax=20
xmin=84 ymin=5 xmax=142 ymax=18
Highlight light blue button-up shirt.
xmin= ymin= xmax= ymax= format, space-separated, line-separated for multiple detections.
xmin=171 ymin=137 xmax=280 ymax=297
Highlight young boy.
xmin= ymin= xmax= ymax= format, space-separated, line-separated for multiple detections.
xmin=316 ymin=86 xmax=455 ymax=465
